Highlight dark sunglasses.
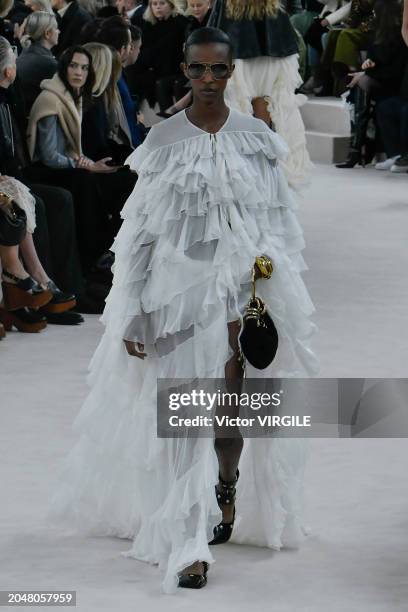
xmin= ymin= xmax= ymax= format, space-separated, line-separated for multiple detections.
xmin=186 ymin=62 xmax=231 ymax=80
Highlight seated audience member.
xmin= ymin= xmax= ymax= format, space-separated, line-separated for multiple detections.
xmin=375 ymin=64 xmax=408 ymax=173
xmin=314 ymin=0 xmax=376 ymax=96
xmin=116 ymin=0 xmax=145 ymax=24
xmin=17 ymin=11 xmax=59 ymax=114
xmin=105 ymin=49 xmax=135 ymax=162
xmin=96 ymin=16 xmax=144 ymax=148
xmin=81 ymin=42 xmax=137 ymax=233
xmin=161 ymin=0 xmax=211 ymax=117
xmin=0 ymin=0 xmax=24 ymax=46
xmin=185 ymin=0 xmax=211 ymax=38
xmin=0 ymin=179 xmax=81 ymax=332
xmin=0 ymin=35 xmax=91 ymax=318
xmin=126 ymin=0 xmax=187 ymax=112
xmin=295 ymin=1 xmax=350 ymax=93
xmin=26 ymin=45 xmax=136 ymax=273
xmin=51 ymin=0 xmax=92 ymax=56
xmin=337 ymin=0 xmax=406 ymax=168
xmin=25 ymin=0 xmax=53 ymax=12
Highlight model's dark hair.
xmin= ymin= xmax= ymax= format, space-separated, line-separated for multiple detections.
xmin=58 ymin=46 xmax=95 ymax=105
xmin=184 ymin=27 xmax=233 ymax=62
xmin=373 ymin=0 xmax=403 ymax=44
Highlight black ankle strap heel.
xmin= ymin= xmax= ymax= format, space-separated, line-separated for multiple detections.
xmin=209 ymin=469 xmax=239 ymax=546
xmin=178 ymin=561 xmax=209 ymax=589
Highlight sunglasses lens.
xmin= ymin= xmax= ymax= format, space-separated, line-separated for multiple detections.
xmin=187 ymin=63 xmax=206 ymax=79
xmin=212 ymin=64 xmax=229 ymax=79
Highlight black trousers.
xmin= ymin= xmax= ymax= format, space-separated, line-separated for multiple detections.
xmin=30 ymin=184 xmax=85 ymax=297
xmin=24 ymin=166 xmax=137 ymax=273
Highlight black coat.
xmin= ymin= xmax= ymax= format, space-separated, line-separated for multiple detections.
xmin=185 ymin=9 xmax=212 ymax=40
xmin=365 ymin=39 xmax=408 ymax=97
xmin=135 ymin=14 xmax=187 ymax=77
xmin=208 ymin=0 xmax=298 ymax=59
xmin=54 ymin=1 xmax=93 ymax=56
xmin=16 ymin=43 xmax=58 ymax=115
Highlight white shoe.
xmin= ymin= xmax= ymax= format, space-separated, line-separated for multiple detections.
xmin=375 ymin=156 xmax=399 ymax=171
xmin=391 ymin=162 xmax=408 ymax=173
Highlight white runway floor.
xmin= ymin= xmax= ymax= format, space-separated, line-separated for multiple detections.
xmin=1 ymin=164 xmax=408 ymax=611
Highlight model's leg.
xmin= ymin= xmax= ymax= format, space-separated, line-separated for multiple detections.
xmin=252 ymin=96 xmax=272 ymax=128
xmin=214 ymin=320 xmax=244 ymax=523
xmin=180 ymin=322 xmax=244 ymax=579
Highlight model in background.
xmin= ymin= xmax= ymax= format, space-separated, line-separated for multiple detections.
xmin=209 ymin=0 xmax=311 ymax=189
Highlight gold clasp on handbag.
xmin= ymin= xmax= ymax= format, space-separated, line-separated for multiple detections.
xmin=251 ymin=254 xmax=273 ymax=300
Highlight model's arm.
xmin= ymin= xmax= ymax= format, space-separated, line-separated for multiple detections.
xmin=403 ymin=0 xmax=408 ymax=47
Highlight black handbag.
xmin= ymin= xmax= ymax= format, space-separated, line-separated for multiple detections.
xmin=239 ymin=256 xmax=279 ymax=370
xmin=0 ymin=191 xmax=27 ymax=246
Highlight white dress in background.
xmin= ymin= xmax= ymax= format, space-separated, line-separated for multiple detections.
xmin=224 ymin=56 xmax=312 ymax=190
xmin=48 ymin=109 xmax=318 ymax=593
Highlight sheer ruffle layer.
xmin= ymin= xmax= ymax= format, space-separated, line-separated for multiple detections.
xmin=102 ymin=130 xmax=316 ymax=374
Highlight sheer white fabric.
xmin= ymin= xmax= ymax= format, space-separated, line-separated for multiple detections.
xmin=224 ymin=55 xmax=312 ymax=190
xmin=48 ymin=109 xmax=318 ymax=594
xmin=0 ymin=177 xmax=36 ymax=233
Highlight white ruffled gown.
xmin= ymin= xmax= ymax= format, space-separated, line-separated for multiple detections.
xmin=49 ymin=109 xmax=318 ymax=593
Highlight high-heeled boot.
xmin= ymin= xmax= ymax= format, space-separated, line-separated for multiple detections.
xmin=337 ymin=88 xmax=372 ymax=169
xmin=209 ymin=469 xmax=239 ymax=545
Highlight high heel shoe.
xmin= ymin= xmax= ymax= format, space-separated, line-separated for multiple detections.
xmin=209 ymin=469 xmax=239 ymax=545
xmin=39 ymin=280 xmax=76 ymax=314
xmin=336 ymin=150 xmax=362 ymax=169
xmin=1 ymin=269 xmax=52 ymax=311
xmin=336 ymin=145 xmax=376 ymax=169
xmin=178 ymin=561 xmax=209 ymax=589
xmin=0 ymin=307 xmax=47 ymax=333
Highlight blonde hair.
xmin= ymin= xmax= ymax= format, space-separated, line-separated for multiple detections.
xmin=104 ymin=48 xmax=122 ymax=112
xmin=25 ymin=11 xmax=58 ymax=42
xmin=143 ymin=0 xmax=179 ymax=25
xmin=226 ymin=0 xmax=280 ymax=20
xmin=83 ymin=42 xmax=112 ymax=97
xmin=0 ymin=0 xmax=13 ymax=18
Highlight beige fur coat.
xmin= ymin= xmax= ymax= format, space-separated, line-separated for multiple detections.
xmin=26 ymin=74 xmax=82 ymax=161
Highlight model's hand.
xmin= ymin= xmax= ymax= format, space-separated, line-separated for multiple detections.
xmin=347 ymin=72 xmax=364 ymax=88
xmin=123 ymin=339 xmax=147 ymax=359
xmin=361 ymin=59 xmax=375 ymax=70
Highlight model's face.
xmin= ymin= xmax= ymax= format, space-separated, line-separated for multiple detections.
xmin=150 ymin=0 xmax=172 ymax=20
xmin=182 ymin=43 xmax=233 ymax=104
xmin=67 ymin=52 xmax=90 ymax=91
xmin=188 ymin=0 xmax=210 ymax=21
